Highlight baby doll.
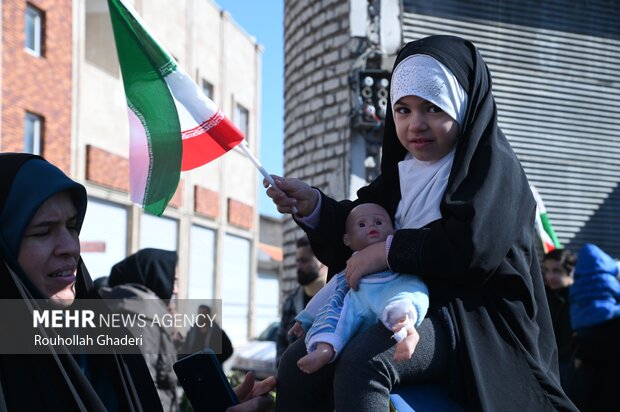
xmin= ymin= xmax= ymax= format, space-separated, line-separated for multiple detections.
xmin=290 ymin=202 xmax=429 ymax=373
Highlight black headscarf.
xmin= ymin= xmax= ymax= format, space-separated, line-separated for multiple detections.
xmin=359 ymin=35 xmax=535 ymax=285
xmin=0 ymin=153 xmax=89 ymax=299
xmin=0 ymin=153 xmax=162 ymax=411
xmin=306 ymin=36 xmax=577 ymax=411
xmin=108 ymin=248 xmax=177 ymax=303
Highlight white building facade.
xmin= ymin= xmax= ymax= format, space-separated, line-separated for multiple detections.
xmin=76 ymin=0 xmax=264 ymax=344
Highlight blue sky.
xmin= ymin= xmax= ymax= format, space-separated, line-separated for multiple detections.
xmin=214 ymin=0 xmax=284 ymax=218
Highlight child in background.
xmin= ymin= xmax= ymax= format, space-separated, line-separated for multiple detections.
xmin=290 ymin=203 xmax=428 ymax=373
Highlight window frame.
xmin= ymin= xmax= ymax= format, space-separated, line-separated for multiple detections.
xmin=25 ymin=4 xmax=44 ymax=57
xmin=234 ymin=103 xmax=250 ymax=141
xmin=24 ymin=111 xmax=43 ymax=155
xmin=201 ymin=79 xmax=214 ymax=101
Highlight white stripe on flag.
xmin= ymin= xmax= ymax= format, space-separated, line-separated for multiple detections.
xmin=164 ymin=69 xmax=220 ymax=134
xmin=128 ymin=108 xmax=150 ymax=206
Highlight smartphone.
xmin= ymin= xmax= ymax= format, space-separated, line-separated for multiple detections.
xmin=173 ymin=349 xmax=239 ymax=412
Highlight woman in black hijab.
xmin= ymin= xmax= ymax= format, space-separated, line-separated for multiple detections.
xmin=0 ymin=153 xmax=162 ymax=411
xmin=107 ymin=248 xmax=178 ymax=304
xmin=101 ymin=248 xmax=180 ymax=411
xmin=267 ymin=35 xmax=577 ymax=411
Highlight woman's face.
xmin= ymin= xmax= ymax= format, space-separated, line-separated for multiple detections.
xmin=542 ymin=258 xmax=573 ymax=290
xmin=393 ymin=95 xmax=460 ymax=161
xmin=18 ymin=192 xmax=80 ymax=307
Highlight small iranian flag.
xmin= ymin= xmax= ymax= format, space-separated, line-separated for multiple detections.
xmin=108 ymin=0 xmax=244 ymax=216
xmin=530 ymin=185 xmax=562 ymax=253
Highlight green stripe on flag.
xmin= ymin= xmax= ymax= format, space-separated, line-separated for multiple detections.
xmin=108 ymin=0 xmax=182 ymax=216
xmin=540 ymin=213 xmax=562 ymax=249
xmin=108 ymin=0 xmax=177 ymax=74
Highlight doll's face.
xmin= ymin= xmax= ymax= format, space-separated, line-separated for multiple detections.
xmin=393 ymin=95 xmax=459 ymax=162
xmin=18 ymin=192 xmax=79 ymax=307
xmin=344 ymin=203 xmax=394 ymax=252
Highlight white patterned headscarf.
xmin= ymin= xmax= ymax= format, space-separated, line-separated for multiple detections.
xmin=390 ymin=54 xmax=468 ymax=124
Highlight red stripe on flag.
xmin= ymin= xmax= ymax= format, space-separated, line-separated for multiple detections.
xmin=543 ymin=240 xmax=555 ymax=254
xmin=181 ymin=114 xmax=244 ymax=171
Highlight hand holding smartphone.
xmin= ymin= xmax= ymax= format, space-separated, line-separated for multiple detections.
xmin=174 ymin=349 xmax=239 ymax=412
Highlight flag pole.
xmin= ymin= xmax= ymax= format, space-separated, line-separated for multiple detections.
xmin=235 ymin=141 xmax=298 ymax=215
xmin=235 ymin=141 xmax=276 ymax=187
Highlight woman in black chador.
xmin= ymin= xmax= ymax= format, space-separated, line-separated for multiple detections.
xmin=101 ymin=248 xmax=181 ymax=411
xmin=0 ymin=153 xmax=277 ymax=412
xmin=0 ymin=153 xmax=162 ymax=411
xmin=266 ymin=35 xmax=577 ymax=411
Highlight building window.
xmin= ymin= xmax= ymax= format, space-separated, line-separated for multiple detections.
xmin=222 ymin=234 xmax=251 ymax=342
xmin=235 ymin=104 xmax=249 ymax=139
xmin=25 ymin=4 xmax=44 ymax=56
xmin=80 ymin=198 xmax=128 ymax=280
xmin=24 ymin=112 xmax=43 ymax=155
xmin=85 ymin=1 xmax=119 ymax=77
xmin=201 ymin=79 xmax=214 ymax=100
xmin=140 ymin=213 xmax=178 ymax=251
xmin=188 ymin=225 xmax=216 ymax=299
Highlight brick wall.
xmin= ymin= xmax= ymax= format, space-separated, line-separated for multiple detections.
xmin=282 ymin=0 xmax=354 ymax=290
xmin=1 ymin=0 xmax=72 ymax=173
xmin=168 ymin=180 xmax=183 ymax=209
xmin=194 ymin=185 xmax=220 ymax=219
xmin=227 ymin=198 xmax=254 ymax=230
xmin=86 ymin=145 xmax=130 ymax=192
xmin=85 ymin=145 xmax=184 ymax=209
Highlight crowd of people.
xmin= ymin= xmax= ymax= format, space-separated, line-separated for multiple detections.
xmin=2 ymin=33 xmax=619 ymax=412
xmin=96 ymin=250 xmax=240 ymax=411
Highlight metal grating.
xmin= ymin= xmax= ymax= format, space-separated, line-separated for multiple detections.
xmin=402 ymin=0 xmax=620 ymax=258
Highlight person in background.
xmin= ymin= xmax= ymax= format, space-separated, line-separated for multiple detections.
xmin=276 ymin=236 xmax=328 ymax=366
xmin=569 ymin=243 xmax=620 ymax=412
xmin=0 ymin=153 xmax=276 ymax=412
xmin=180 ymin=304 xmax=234 ymax=365
xmin=99 ymin=248 xmax=180 ymax=412
xmin=541 ymin=248 xmax=577 ymax=391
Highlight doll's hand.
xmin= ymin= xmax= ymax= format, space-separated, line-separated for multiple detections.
xmin=263 ymin=175 xmax=318 ymax=216
xmin=288 ymin=321 xmax=305 ymax=339
xmin=345 ymin=241 xmax=388 ymax=290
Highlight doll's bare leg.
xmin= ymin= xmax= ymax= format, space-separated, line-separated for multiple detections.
xmin=297 ymin=342 xmax=335 ymax=374
xmin=392 ymin=317 xmax=420 ymax=362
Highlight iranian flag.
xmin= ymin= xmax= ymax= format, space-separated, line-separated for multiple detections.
xmin=108 ymin=0 xmax=244 ymax=216
xmin=530 ymin=185 xmax=562 ymax=253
